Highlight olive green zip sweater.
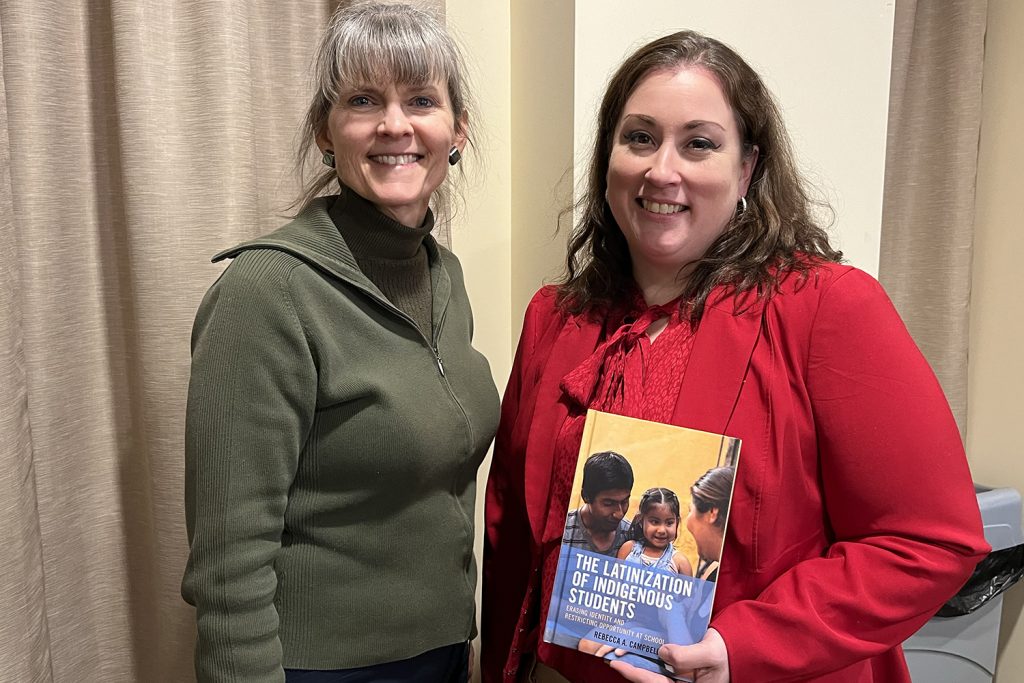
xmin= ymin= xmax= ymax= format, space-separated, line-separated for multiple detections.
xmin=182 ymin=193 xmax=500 ymax=682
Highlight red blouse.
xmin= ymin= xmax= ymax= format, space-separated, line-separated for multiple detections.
xmin=531 ymin=298 xmax=698 ymax=677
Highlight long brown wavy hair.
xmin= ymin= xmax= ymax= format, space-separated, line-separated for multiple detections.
xmin=557 ymin=31 xmax=842 ymax=321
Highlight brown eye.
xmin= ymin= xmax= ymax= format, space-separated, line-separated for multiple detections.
xmin=626 ymin=131 xmax=654 ymax=146
xmin=688 ymin=137 xmax=719 ymax=151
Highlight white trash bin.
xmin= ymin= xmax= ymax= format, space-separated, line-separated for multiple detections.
xmin=903 ymin=485 xmax=1023 ymax=682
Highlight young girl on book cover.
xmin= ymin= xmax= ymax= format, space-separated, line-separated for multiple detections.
xmin=617 ymin=488 xmax=693 ymax=576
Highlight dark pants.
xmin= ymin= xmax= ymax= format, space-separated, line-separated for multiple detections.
xmin=285 ymin=642 xmax=470 ymax=683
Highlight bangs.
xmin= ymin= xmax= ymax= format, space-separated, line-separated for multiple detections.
xmin=330 ymin=17 xmax=449 ymax=94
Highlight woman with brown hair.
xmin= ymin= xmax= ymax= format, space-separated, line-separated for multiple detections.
xmin=482 ymin=29 xmax=986 ymax=683
xmin=686 ymin=467 xmax=734 ymax=583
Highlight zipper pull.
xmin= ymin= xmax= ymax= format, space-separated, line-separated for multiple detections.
xmin=435 ymin=350 xmax=445 ymax=376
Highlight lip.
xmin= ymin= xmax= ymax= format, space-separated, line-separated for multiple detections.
xmin=368 ymin=153 xmax=424 ymax=166
xmin=637 ymin=198 xmax=689 ymax=215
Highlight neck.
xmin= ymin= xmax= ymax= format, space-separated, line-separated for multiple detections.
xmin=330 ymin=190 xmax=434 ymax=261
xmin=631 ymin=260 xmax=694 ymax=306
xmin=706 ymin=531 xmax=725 ymax=561
xmin=579 ymin=506 xmax=612 ymax=538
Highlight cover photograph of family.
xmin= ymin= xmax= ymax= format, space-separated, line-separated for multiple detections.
xmin=544 ymin=410 xmax=741 ymax=679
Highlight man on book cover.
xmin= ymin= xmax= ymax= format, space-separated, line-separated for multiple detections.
xmin=562 ymin=451 xmax=634 ymax=557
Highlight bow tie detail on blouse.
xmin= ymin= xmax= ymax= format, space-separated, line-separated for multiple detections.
xmin=560 ymin=302 xmax=679 ymax=418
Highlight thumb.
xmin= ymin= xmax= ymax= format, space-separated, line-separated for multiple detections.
xmin=658 ymin=628 xmax=727 ymax=671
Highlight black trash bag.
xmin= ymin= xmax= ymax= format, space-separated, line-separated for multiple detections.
xmin=936 ymin=543 xmax=1024 ymax=618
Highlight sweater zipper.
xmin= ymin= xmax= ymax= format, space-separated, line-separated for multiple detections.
xmin=348 ymin=283 xmax=472 ymax=444
xmin=349 ymin=279 xmax=476 ymax=466
xmin=345 ymin=282 xmax=445 ymax=374
xmin=426 ymin=301 xmax=478 ymax=586
xmin=360 ymin=286 xmax=477 ymax=570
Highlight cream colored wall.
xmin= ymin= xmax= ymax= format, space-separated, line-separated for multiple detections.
xmin=445 ymin=1 xmax=513 ymax=386
xmin=509 ymin=0 xmax=575 ymax=338
xmin=573 ymin=1 xmax=895 ymax=276
xmin=445 ymin=3 xmax=512 ymax=679
xmin=968 ymin=1 xmax=1024 ymax=681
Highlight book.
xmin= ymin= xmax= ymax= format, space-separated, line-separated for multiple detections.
xmin=543 ymin=409 xmax=740 ymax=681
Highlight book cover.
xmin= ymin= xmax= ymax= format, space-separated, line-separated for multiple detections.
xmin=543 ymin=409 xmax=740 ymax=681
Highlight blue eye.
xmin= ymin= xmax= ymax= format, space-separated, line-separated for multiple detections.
xmin=412 ymin=96 xmax=436 ymax=108
xmin=348 ymin=95 xmax=372 ymax=107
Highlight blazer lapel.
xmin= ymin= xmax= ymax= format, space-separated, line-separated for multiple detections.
xmin=523 ymin=315 xmax=603 ymax=544
xmin=521 ymin=292 xmax=765 ymax=544
xmin=673 ymin=291 xmax=766 ymax=437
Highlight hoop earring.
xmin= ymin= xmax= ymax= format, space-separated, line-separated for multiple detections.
xmin=737 ymin=196 xmax=748 ymax=214
xmin=448 ymin=146 xmax=461 ymax=166
xmin=322 ymin=150 xmax=336 ymax=168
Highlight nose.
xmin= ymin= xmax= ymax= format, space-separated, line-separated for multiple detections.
xmin=644 ymin=145 xmax=682 ymax=186
xmin=378 ymin=102 xmax=413 ymax=137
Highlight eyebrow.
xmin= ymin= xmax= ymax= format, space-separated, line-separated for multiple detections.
xmin=342 ymin=82 xmax=443 ymax=96
xmin=621 ymin=114 xmax=727 ymax=132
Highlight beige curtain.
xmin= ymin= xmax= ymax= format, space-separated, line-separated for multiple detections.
xmin=880 ymin=0 xmax=988 ymax=435
xmin=0 ymin=1 xmax=356 ymax=680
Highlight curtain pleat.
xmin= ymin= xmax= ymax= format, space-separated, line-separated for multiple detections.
xmin=0 ymin=14 xmax=54 ymax=682
xmin=1 ymin=1 xmax=342 ymax=679
xmin=879 ymin=0 xmax=988 ymax=435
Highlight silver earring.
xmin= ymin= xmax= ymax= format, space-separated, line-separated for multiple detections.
xmin=737 ymin=196 xmax=748 ymax=214
xmin=448 ymin=146 xmax=461 ymax=166
xmin=322 ymin=150 xmax=336 ymax=168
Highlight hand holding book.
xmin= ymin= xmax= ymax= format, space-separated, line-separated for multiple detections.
xmin=609 ymin=627 xmax=729 ymax=683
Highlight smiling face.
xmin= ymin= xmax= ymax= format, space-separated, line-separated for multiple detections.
xmin=686 ymin=501 xmax=723 ymax=561
xmin=586 ymin=488 xmax=632 ymax=533
xmin=640 ymin=502 xmax=679 ymax=551
xmin=605 ymin=66 xmax=757 ymax=294
xmin=317 ymin=78 xmax=466 ymax=227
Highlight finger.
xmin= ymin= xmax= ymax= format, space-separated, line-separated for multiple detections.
xmin=608 ymin=660 xmax=671 ymax=683
xmin=659 ymin=629 xmax=727 ymax=672
xmin=659 ymin=642 xmax=718 ymax=671
xmin=594 ymin=644 xmax=615 ymax=657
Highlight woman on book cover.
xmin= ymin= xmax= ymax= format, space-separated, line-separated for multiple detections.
xmin=685 ymin=468 xmax=734 ymax=583
xmin=181 ymin=4 xmax=499 ymax=682
xmin=482 ymin=29 xmax=987 ymax=683
xmin=617 ymin=487 xmax=693 ymax=576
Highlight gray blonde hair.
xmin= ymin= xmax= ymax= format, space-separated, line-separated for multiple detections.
xmin=294 ymin=1 xmax=474 ymax=215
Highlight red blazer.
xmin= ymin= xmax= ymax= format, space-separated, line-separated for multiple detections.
xmin=483 ymin=263 xmax=988 ymax=683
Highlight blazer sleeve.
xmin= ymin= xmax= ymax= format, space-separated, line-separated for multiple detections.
xmin=712 ymin=268 xmax=988 ymax=681
xmin=181 ymin=255 xmax=317 ymax=683
xmin=481 ymin=287 xmax=557 ymax=683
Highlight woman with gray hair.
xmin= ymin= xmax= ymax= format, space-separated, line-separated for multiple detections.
xmin=181 ymin=3 xmax=499 ymax=682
